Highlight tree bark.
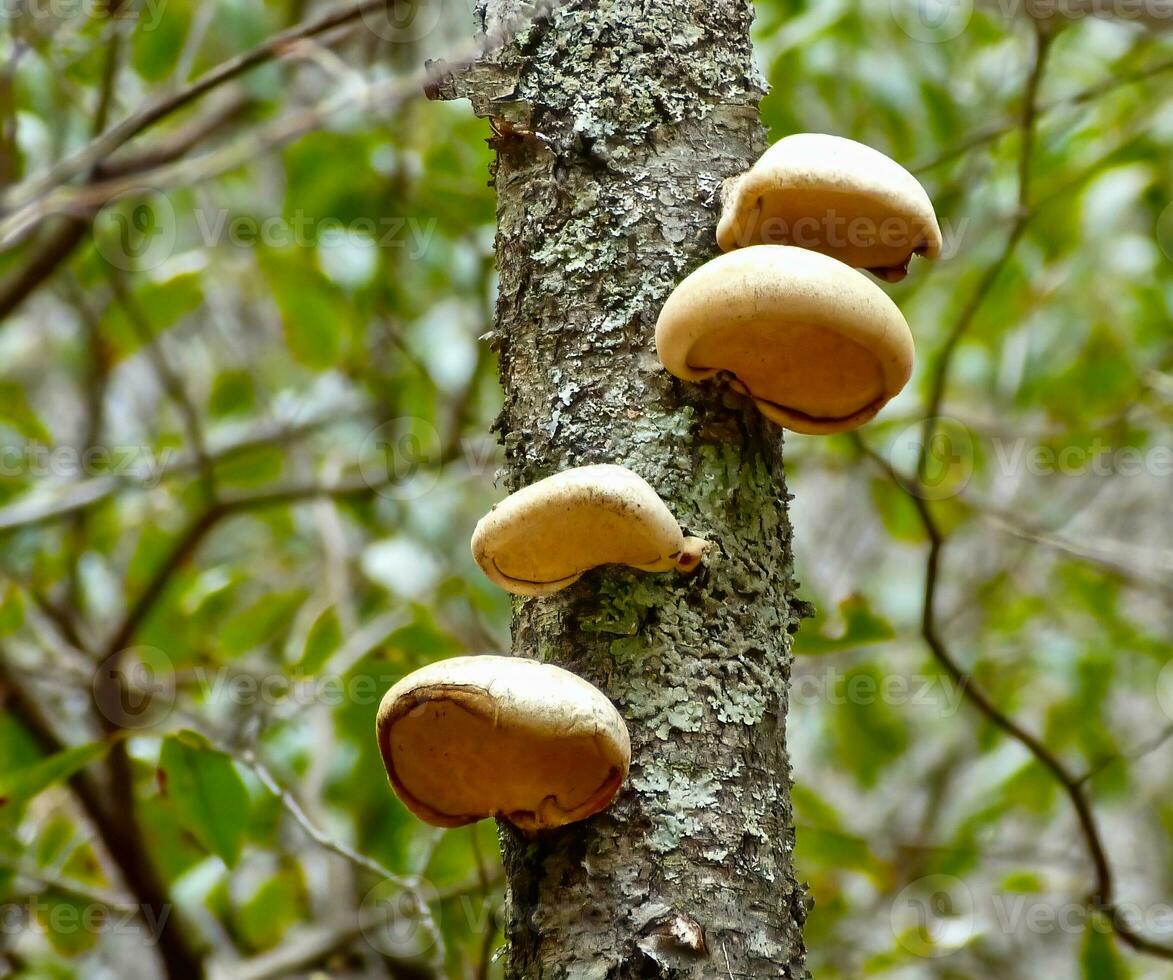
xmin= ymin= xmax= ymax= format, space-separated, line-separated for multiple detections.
xmin=440 ymin=0 xmax=810 ymax=974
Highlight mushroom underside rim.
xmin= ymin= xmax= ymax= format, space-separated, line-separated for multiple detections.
xmin=488 ymin=551 xmax=671 ymax=590
xmin=686 ymin=361 xmax=889 ymax=428
xmin=379 ymin=687 xmax=624 ymax=829
xmin=489 ymin=555 xmax=583 ymax=592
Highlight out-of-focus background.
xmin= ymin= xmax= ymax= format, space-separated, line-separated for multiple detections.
xmin=0 ymin=0 xmax=1170 ymax=976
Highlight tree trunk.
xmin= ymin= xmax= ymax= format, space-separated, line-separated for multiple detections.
xmin=439 ymin=0 xmax=809 ymax=975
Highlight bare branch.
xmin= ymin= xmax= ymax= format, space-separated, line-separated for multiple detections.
xmin=0 ymin=0 xmax=391 ymax=215
xmin=225 ymin=873 xmax=500 ymax=980
xmin=0 ymin=399 xmax=366 ymax=534
xmin=107 ymin=271 xmax=217 ymax=499
xmin=853 ymin=434 xmax=1173 ymax=960
xmin=915 ymin=53 xmax=1173 ymax=174
xmin=0 ymin=649 xmax=205 ymax=977
xmin=918 ymin=25 xmax=1053 ymax=481
xmin=0 ymin=97 xmax=251 ymax=323
xmin=0 ymin=854 xmax=137 ymax=913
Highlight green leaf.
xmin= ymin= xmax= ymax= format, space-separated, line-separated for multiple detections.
xmin=0 ymin=585 xmax=24 ymax=637
xmin=1000 ymin=870 xmax=1044 ymax=894
xmin=257 ymin=249 xmax=354 ymax=369
xmin=159 ymin=732 xmax=249 ymax=867
xmin=868 ymin=477 xmax=925 ymax=543
xmin=299 ymin=607 xmax=342 ymax=675
xmin=100 ymin=271 xmax=204 ymax=355
xmin=36 ymin=891 xmax=99 ymax=957
xmin=829 ymin=663 xmax=910 ymax=789
xmin=0 ymin=382 xmax=51 ymax=442
xmin=0 ymin=741 xmax=113 ymax=809
xmin=797 ymin=595 xmax=895 ymax=655
xmin=214 ymin=445 xmax=285 ymax=488
xmin=132 ymin=0 xmax=193 ymax=81
xmin=236 ymin=866 xmax=307 ymax=952
xmin=221 ymin=590 xmax=307 ymax=655
xmin=208 ymin=369 xmax=257 ymax=418
xmin=1081 ymin=917 xmax=1130 ymax=980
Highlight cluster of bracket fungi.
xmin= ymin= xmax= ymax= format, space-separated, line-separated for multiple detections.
xmin=377 ymin=133 xmax=941 ymax=833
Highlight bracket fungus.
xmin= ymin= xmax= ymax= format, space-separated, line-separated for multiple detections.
xmin=716 ymin=133 xmax=942 ymax=282
xmin=471 ymin=464 xmax=708 ymax=596
xmin=376 ymin=656 xmax=631 ymax=830
xmin=655 ymin=245 xmax=914 ymax=434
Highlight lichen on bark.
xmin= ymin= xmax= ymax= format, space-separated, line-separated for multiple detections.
xmin=440 ymin=0 xmax=811 ymax=975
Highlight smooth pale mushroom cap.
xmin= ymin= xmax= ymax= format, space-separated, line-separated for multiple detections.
xmin=376 ymin=656 xmax=631 ymax=831
xmin=471 ymin=464 xmax=707 ymax=597
xmin=655 ymin=245 xmax=914 ymax=435
xmin=716 ymin=133 xmax=942 ymax=282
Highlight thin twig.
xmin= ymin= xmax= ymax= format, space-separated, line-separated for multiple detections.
xmin=0 ymin=0 xmax=392 ymax=214
xmin=918 ymin=25 xmax=1052 ymax=482
xmin=854 ymin=436 xmax=1173 ymax=960
xmin=0 ymin=97 xmax=252 ymax=322
xmin=1077 ymin=724 xmax=1173 ymax=787
xmin=914 ymin=52 xmax=1173 ymax=173
xmin=107 ymin=271 xmax=217 ymax=499
xmin=235 ymin=748 xmax=447 ymax=967
xmin=0 ymin=62 xmax=435 ymax=247
xmin=0 ymin=649 xmax=204 ymax=977
xmin=0 ymin=855 xmax=137 ymax=913
xmin=0 ymin=399 xmax=367 ymax=534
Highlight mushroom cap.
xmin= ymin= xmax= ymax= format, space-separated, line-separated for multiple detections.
xmin=376 ymin=656 xmax=631 ymax=831
xmin=716 ymin=133 xmax=942 ymax=281
xmin=655 ymin=245 xmax=914 ymax=434
xmin=471 ymin=464 xmax=706 ymax=597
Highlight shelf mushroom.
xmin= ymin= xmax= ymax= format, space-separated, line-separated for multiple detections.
xmin=716 ymin=133 xmax=942 ymax=282
xmin=377 ymin=656 xmax=631 ymax=830
xmin=655 ymin=245 xmax=914 ymax=435
xmin=471 ymin=464 xmax=707 ymax=596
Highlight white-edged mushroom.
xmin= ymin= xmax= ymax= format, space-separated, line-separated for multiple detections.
xmin=376 ymin=656 xmax=631 ymax=831
xmin=655 ymin=245 xmax=914 ymax=435
xmin=471 ymin=464 xmax=707 ymax=597
xmin=716 ymin=133 xmax=942 ymax=282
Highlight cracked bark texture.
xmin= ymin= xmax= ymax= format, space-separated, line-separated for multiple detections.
xmin=442 ymin=0 xmax=810 ymax=975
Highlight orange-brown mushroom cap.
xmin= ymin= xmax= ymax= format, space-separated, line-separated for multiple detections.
xmin=471 ymin=464 xmax=707 ymax=597
xmin=655 ymin=246 xmax=914 ymax=434
xmin=376 ymin=656 xmax=631 ymax=831
xmin=716 ymin=133 xmax=942 ymax=282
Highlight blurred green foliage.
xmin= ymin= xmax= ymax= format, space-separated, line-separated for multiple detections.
xmin=0 ymin=0 xmax=1170 ymax=977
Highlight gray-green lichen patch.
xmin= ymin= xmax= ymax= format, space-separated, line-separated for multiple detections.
xmin=629 ymin=769 xmax=719 ymax=855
